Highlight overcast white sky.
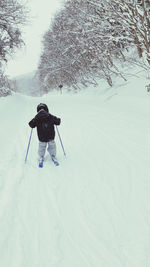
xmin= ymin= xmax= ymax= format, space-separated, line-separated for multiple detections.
xmin=6 ymin=0 xmax=63 ymax=78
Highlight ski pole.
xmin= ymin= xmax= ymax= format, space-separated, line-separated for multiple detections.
xmin=25 ymin=128 xmax=33 ymax=163
xmin=56 ymin=126 xmax=66 ymax=157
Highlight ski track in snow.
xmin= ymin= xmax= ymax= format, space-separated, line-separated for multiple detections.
xmin=0 ymin=89 xmax=150 ymax=267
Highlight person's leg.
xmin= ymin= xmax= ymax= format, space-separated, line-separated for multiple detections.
xmin=38 ymin=141 xmax=47 ymax=162
xmin=47 ymin=140 xmax=56 ymax=160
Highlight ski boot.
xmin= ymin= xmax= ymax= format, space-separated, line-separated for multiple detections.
xmin=51 ymin=156 xmax=59 ymax=166
xmin=38 ymin=158 xmax=44 ymax=168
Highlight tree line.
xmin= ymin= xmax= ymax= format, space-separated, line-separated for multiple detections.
xmin=37 ymin=0 xmax=150 ymax=93
xmin=0 ymin=0 xmax=149 ymax=96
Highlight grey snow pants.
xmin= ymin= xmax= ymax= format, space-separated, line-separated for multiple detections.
xmin=38 ymin=140 xmax=56 ymax=161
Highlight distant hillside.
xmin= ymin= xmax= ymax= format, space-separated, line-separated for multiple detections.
xmin=11 ymin=71 xmax=41 ymax=96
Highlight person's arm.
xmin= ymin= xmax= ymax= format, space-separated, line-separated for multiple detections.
xmin=29 ymin=117 xmax=37 ymax=128
xmin=51 ymin=115 xmax=61 ymax=125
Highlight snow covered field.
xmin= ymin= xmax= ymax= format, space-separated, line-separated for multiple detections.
xmin=0 ymin=70 xmax=150 ymax=267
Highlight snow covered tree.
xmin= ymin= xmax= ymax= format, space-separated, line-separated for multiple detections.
xmin=106 ymin=0 xmax=150 ymax=66
xmin=0 ymin=0 xmax=28 ymax=96
xmin=0 ymin=0 xmax=27 ymax=63
xmin=38 ymin=0 xmax=130 ymax=91
xmin=38 ymin=0 xmax=149 ymax=92
xmin=0 ymin=72 xmax=11 ymax=96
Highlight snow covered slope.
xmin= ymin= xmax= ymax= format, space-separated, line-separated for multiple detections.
xmin=0 ymin=70 xmax=150 ymax=267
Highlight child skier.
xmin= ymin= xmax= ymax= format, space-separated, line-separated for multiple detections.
xmin=29 ymin=103 xmax=61 ymax=167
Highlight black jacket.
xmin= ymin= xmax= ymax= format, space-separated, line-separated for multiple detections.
xmin=29 ymin=110 xmax=61 ymax=142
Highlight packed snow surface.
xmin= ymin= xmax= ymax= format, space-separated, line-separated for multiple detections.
xmin=0 ymin=71 xmax=150 ymax=267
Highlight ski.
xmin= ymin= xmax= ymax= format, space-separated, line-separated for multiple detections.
xmin=38 ymin=159 xmax=59 ymax=168
xmin=52 ymin=159 xmax=59 ymax=166
xmin=39 ymin=161 xmax=43 ymax=168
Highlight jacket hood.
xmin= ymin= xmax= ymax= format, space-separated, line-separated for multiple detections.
xmin=36 ymin=109 xmax=50 ymax=121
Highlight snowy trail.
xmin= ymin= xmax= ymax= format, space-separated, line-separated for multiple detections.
xmin=0 ymin=94 xmax=64 ymax=266
xmin=0 ymin=88 xmax=150 ymax=267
